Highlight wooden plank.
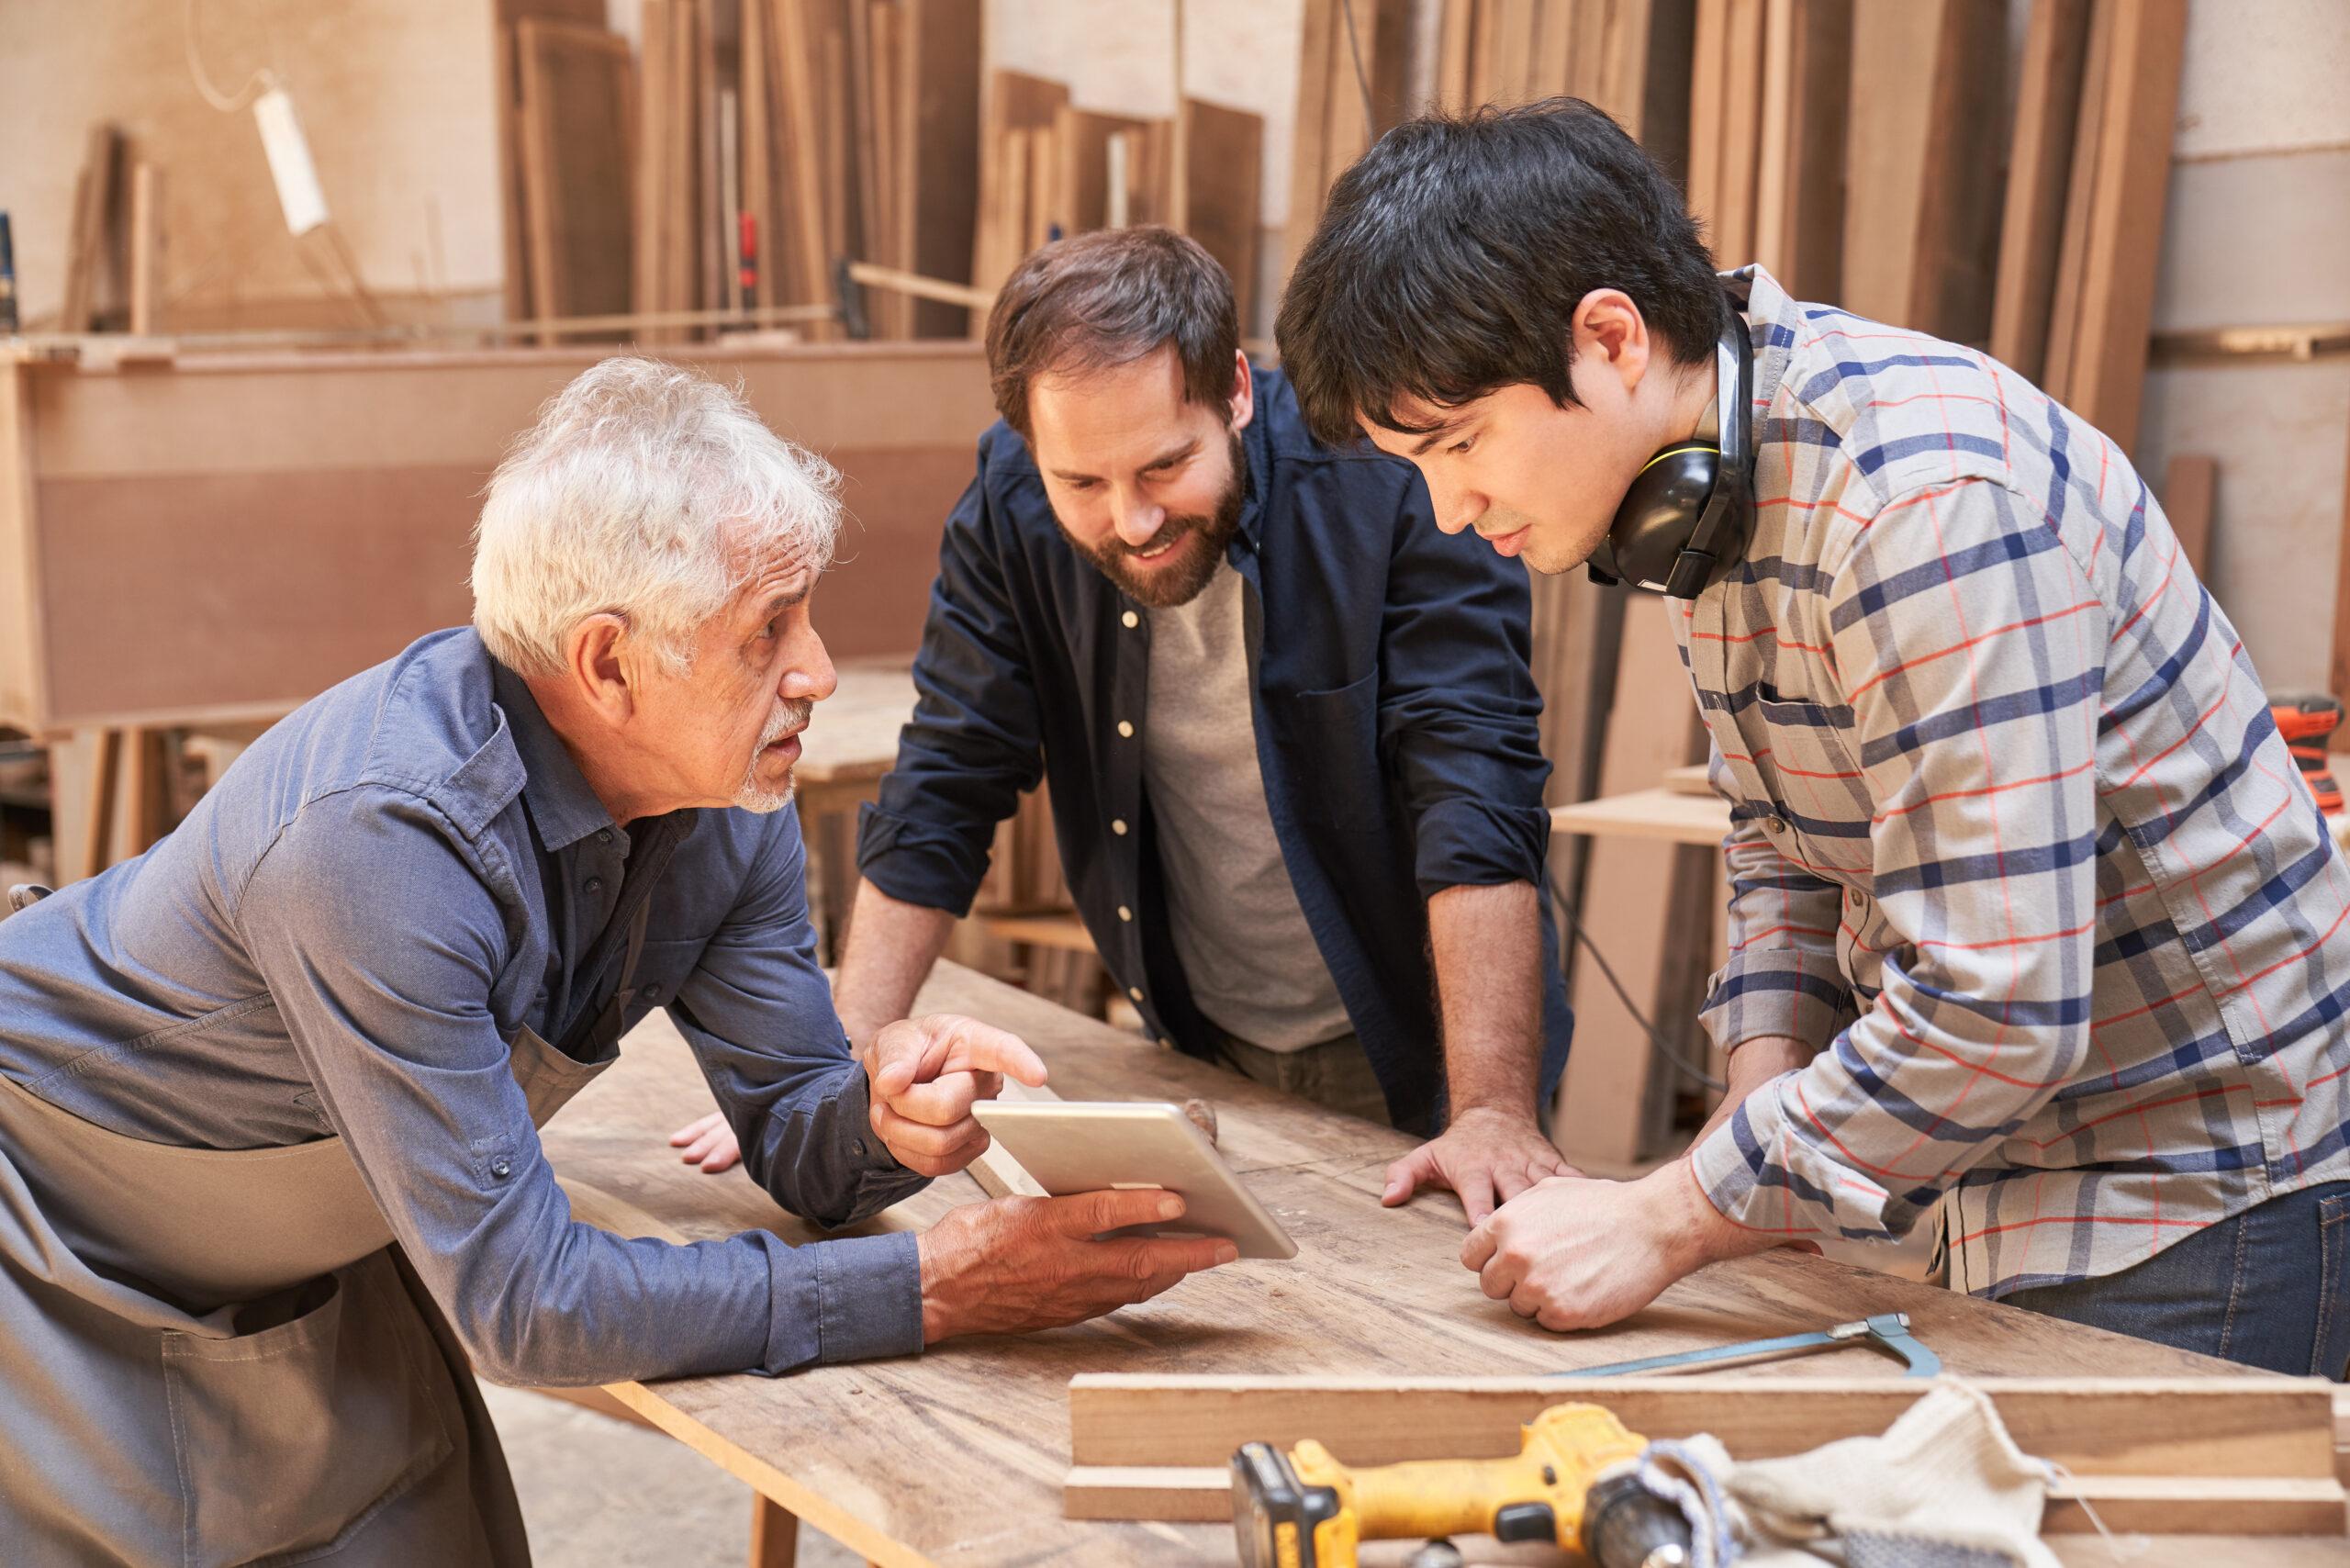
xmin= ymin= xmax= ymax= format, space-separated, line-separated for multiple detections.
xmin=1435 ymin=0 xmax=1474 ymax=112
xmin=972 ymin=72 xmax=1072 ymax=310
xmin=1550 ymin=788 xmax=1732 ymax=847
xmin=1284 ymin=0 xmax=1338 ymax=285
xmin=741 ymin=0 xmax=773 ymax=310
xmin=1170 ymin=98 xmax=1263 ymax=332
xmin=2043 ymin=0 xmax=2115 ymax=399
xmin=59 ymin=125 xmax=120 ymax=334
xmin=1751 ymin=0 xmax=1849 ymax=299
xmin=632 ymin=0 xmax=671 ymax=330
xmin=2062 ymin=0 xmax=2188 ymax=452
xmin=899 ymin=0 xmax=981 ymax=338
xmin=1685 ymin=0 xmax=1729 ymax=256
xmin=1841 ymin=0 xmax=2002 ymax=339
xmin=515 ymin=20 xmax=637 ymax=339
xmin=1063 ymin=1462 xmax=2350 ymax=1536
xmin=127 ymin=162 xmax=160 ymax=338
xmin=1556 ymin=597 xmax=1707 ymax=1166
xmin=495 ymin=25 xmax=533 ymax=324
xmin=2162 ymin=454 xmax=2216 ymax=579
xmin=1067 ymin=1373 xmax=2344 ymax=1480
xmin=1906 ymin=0 xmax=2006 ymax=345
xmin=1711 ymin=0 xmax=1765 ymax=264
xmin=1051 ymin=108 xmax=1158 ymax=239
xmin=1989 ymin=0 xmax=2093 ymax=379
xmin=749 ymin=1495 xmax=799 ymax=1568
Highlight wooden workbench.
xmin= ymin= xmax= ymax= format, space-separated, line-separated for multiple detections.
xmin=539 ymin=961 xmax=2344 ymax=1565
xmin=792 ymin=659 xmax=918 ymax=953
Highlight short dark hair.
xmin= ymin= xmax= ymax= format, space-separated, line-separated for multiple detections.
xmin=1275 ymin=97 xmax=1723 ymax=449
xmin=984 ymin=227 xmax=1240 ymax=439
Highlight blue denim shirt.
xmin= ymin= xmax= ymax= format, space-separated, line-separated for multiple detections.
xmin=0 ymin=630 xmax=926 ymax=1384
xmin=856 ymin=366 xmax=1571 ymax=1134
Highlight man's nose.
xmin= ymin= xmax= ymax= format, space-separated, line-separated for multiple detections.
xmin=781 ymin=625 xmax=836 ymax=704
xmin=1426 ymin=473 xmax=1482 ymax=535
xmin=1111 ymin=489 xmax=1165 ymax=549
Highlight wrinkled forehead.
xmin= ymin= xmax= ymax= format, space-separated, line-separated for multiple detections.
xmin=722 ymin=517 xmax=830 ymax=606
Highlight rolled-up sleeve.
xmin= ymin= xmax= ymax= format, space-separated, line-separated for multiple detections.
xmin=856 ymin=456 xmax=1046 ymax=916
xmin=240 ymin=789 xmax=922 ymax=1384
xmin=1374 ymin=473 xmax=1553 ymax=898
xmin=1691 ymin=478 xmax=2108 ymax=1243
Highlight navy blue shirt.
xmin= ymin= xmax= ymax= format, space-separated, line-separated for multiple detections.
xmin=0 ymin=630 xmax=926 ymax=1384
xmin=856 ymin=366 xmax=1571 ymax=1134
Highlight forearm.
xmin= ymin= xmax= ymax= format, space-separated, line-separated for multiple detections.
xmin=1427 ymin=880 xmax=1543 ymax=1121
xmin=833 ymin=879 xmax=958 ymax=1049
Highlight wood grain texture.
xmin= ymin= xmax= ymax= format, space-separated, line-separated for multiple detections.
xmin=1990 ymin=0 xmax=2093 ymax=379
xmin=0 ymin=343 xmax=994 ymax=731
xmin=536 ymin=961 xmax=2294 ymax=1565
xmin=1171 ymin=99 xmax=1264 ymax=334
xmin=515 ymin=20 xmax=636 ymax=338
xmin=2162 ymin=454 xmax=2217 ymax=580
xmin=2060 ymin=0 xmax=2188 ymax=452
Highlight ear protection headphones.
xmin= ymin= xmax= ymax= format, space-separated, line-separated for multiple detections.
xmin=1583 ymin=286 xmax=1756 ymax=599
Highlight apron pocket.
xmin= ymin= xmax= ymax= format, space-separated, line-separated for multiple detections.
xmin=162 ymin=1253 xmax=454 ymax=1566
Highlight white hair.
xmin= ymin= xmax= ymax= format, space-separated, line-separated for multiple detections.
xmin=471 ymin=356 xmax=841 ymax=678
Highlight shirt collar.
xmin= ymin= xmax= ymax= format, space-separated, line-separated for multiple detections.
xmin=488 ymin=657 xmax=621 ymax=852
xmin=1232 ymin=362 xmax=1274 ymax=553
xmin=1723 ymin=263 xmax=1800 ymax=422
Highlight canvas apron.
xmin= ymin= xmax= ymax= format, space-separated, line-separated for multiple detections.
xmin=0 ymin=901 xmax=653 ymax=1567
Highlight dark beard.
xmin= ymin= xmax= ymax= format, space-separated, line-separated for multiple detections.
xmin=1058 ymin=431 xmax=1247 ymax=609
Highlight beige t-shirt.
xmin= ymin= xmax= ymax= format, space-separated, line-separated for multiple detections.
xmin=1142 ymin=561 xmax=1352 ymax=1051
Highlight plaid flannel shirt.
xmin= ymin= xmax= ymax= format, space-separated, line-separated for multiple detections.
xmin=1683 ymin=266 xmax=2350 ymax=1298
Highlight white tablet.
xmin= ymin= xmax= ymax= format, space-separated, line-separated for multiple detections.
xmin=969 ymin=1100 xmax=1300 ymax=1260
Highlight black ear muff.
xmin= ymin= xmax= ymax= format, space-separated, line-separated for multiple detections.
xmin=1592 ymin=442 xmax=1721 ymax=593
xmin=1586 ymin=285 xmax=1757 ymax=598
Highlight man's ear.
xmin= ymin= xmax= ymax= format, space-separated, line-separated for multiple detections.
xmin=564 ymin=613 xmax=637 ymax=724
xmin=1572 ymin=288 xmax=1654 ymax=394
xmin=1226 ymin=349 xmax=1256 ymax=432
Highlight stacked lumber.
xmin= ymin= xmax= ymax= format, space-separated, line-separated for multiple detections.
xmin=495 ymin=0 xmax=982 ymax=345
xmin=965 ymin=69 xmax=1266 ymax=335
xmin=2029 ymin=0 xmax=2190 ymax=454
xmin=1282 ymin=0 xmax=1411 ymax=286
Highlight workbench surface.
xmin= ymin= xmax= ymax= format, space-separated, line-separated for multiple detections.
xmin=542 ymin=962 xmax=2343 ymax=1566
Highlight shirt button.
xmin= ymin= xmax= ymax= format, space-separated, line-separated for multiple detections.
xmin=1116 ymin=720 xmax=1135 ymax=738
xmin=1118 ymin=905 xmax=1133 ymax=922
xmin=597 ymin=829 xmax=612 ymax=845
xmin=1768 ymin=817 xmax=1787 ymax=834
xmin=1158 ymin=1036 xmax=1175 ymax=1050
xmin=850 ymin=1138 xmax=867 ymax=1159
xmin=1111 ymin=818 xmax=1128 ymax=836
xmin=490 ymin=1157 xmax=512 ymax=1180
xmin=1129 ymin=986 xmax=1145 ymax=1002
xmin=585 ymin=876 xmax=604 ymax=894
xmin=1122 ymin=610 xmax=1139 ymax=629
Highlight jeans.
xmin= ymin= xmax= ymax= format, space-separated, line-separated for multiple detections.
xmin=1207 ymin=1029 xmax=1394 ymax=1126
xmin=2001 ymin=1180 xmax=2350 ymax=1380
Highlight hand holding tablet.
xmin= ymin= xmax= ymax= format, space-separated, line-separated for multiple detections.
xmin=970 ymin=1100 xmax=1300 ymax=1260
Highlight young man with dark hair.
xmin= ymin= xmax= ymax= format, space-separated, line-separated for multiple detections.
xmin=672 ymin=227 xmax=1580 ymax=1224
xmin=1277 ymin=99 xmax=2350 ymax=1376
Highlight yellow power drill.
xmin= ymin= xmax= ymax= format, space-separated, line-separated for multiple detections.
xmin=1230 ymin=1402 xmax=1694 ymax=1568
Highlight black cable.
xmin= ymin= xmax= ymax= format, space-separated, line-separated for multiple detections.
xmin=1547 ymin=868 xmax=1729 ymax=1093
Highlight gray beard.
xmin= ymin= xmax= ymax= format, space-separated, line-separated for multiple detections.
xmin=733 ymin=697 xmax=811 ymax=813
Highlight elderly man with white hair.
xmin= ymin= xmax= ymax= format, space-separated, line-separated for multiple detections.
xmin=0 ymin=357 xmax=1233 ymax=1566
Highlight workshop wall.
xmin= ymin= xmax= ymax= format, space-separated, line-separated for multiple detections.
xmin=0 ymin=0 xmax=506 ymax=331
